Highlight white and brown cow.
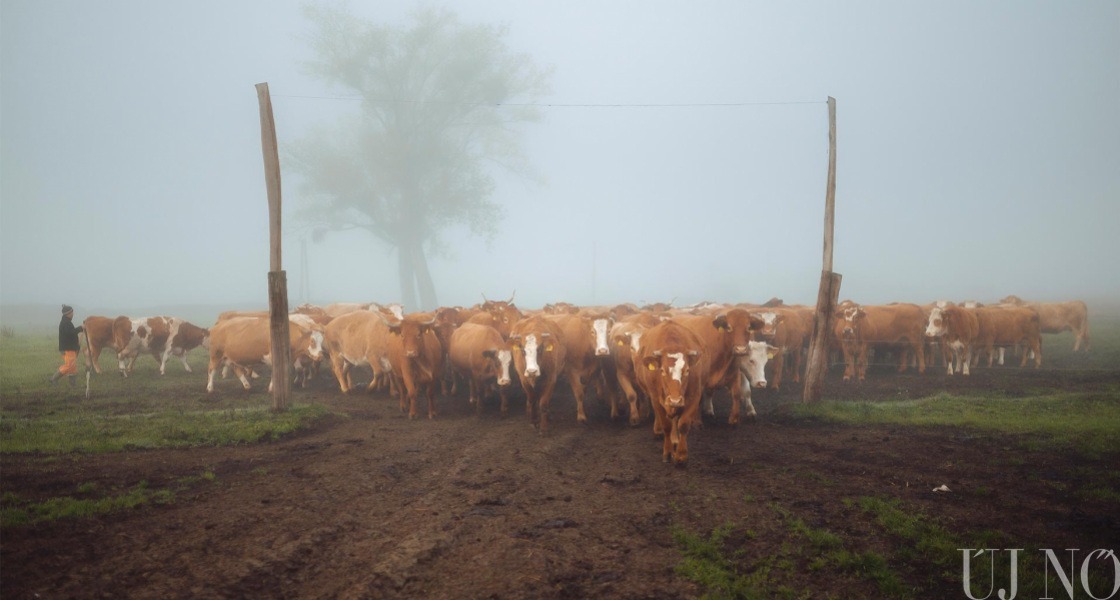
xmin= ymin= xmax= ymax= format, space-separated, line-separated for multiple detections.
xmin=113 ymin=316 xmax=172 ymax=377
xmin=924 ymin=305 xmax=980 ymax=375
xmin=832 ymin=303 xmax=927 ymax=382
xmin=510 ymin=315 xmax=567 ymax=433
xmin=633 ymin=320 xmax=708 ymax=465
xmin=448 ymin=323 xmax=513 ymax=416
xmin=544 ymin=313 xmax=613 ymax=424
xmin=82 ymin=315 xmax=122 ymax=374
xmin=206 ymin=316 xmax=324 ymax=393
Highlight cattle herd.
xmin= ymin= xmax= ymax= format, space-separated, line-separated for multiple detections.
xmin=80 ymin=294 xmax=1090 ymax=465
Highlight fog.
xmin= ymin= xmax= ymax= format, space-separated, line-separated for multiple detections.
xmin=3 ymin=1 xmax=1118 ymax=318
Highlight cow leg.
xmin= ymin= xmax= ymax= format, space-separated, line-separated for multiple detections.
xmin=569 ymin=372 xmax=588 ymax=424
xmin=158 ymin=348 xmax=171 ymax=375
xmin=772 ymin=351 xmax=785 ymax=391
xmin=740 ymin=377 xmax=757 ymax=420
xmin=498 ymin=386 xmax=509 ymax=416
xmin=857 ymin=344 xmax=869 ymax=382
xmin=89 ymin=344 xmax=103 ymax=374
xmin=792 ymin=346 xmax=803 ymax=383
xmin=524 ymin=385 xmax=539 ymax=428
xmin=702 ymin=391 xmax=715 ymax=418
xmin=618 ymin=375 xmax=642 ymax=427
xmin=470 ymin=377 xmax=481 ymax=416
xmin=538 ymin=378 xmax=559 ymax=434
xmin=330 ymin=355 xmax=350 ymax=394
xmin=651 ymin=406 xmax=671 ymax=461
xmin=206 ymin=353 xmax=222 ymax=393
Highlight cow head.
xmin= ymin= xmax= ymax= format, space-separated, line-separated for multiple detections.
xmin=510 ymin=331 xmax=553 ymax=385
xmin=481 ymin=347 xmax=513 ymax=386
xmin=712 ymin=309 xmax=765 ymax=355
xmin=925 ymin=306 xmax=947 ymax=338
xmin=751 ymin=312 xmax=781 ymax=340
xmin=591 ymin=317 xmax=613 ymax=356
xmin=643 ymin=350 xmax=701 ymax=416
xmin=835 ymin=304 xmax=865 ymax=339
xmin=386 ymin=315 xmax=435 ymax=359
xmin=739 ymin=341 xmax=778 ymax=389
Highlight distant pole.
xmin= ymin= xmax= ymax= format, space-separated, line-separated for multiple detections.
xmin=802 ymin=97 xmax=840 ymax=403
xmin=256 ymin=82 xmax=291 ymax=412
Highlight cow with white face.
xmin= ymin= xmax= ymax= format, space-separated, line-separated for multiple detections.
xmin=701 ymin=340 xmax=777 ymax=419
xmin=509 ymin=316 xmax=567 ymax=433
xmin=448 ymin=323 xmax=514 ymax=416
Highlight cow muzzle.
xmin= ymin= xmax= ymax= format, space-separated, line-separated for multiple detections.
xmin=595 ymin=347 xmax=609 ymax=356
xmin=754 ymin=379 xmax=767 ymax=389
xmin=666 ymin=395 xmax=685 ymax=409
xmin=524 ymin=366 xmax=540 ymax=378
xmin=406 ymin=350 xmax=419 ymax=358
xmin=497 ymin=377 xmax=511 ymax=386
xmin=733 ymin=345 xmax=748 ymax=355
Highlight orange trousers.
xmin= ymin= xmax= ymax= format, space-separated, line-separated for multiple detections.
xmin=58 ymin=351 xmax=79 ymax=375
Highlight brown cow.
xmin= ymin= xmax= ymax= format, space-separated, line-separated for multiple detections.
xmin=750 ymin=306 xmax=811 ymax=390
xmin=633 ymin=320 xmax=707 ymax=465
xmin=510 ymin=315 xmax=567 ymax=433
xmin=448 ymin=323 xmax=513 ymax=416
xmin=544 ymin=313 xmax=613 ymax=424
xmin=206 ymin=316 xmax=324 ymax=393
xmin=832 ymin=303 xmax=927 ymax=382
xmin=82 ymin=316 xmax=122 ymax=374
xmin=113 ymin=316 xmax=173 ymax=377
xmin=924 ymin=305 xmax=980 ymax=375
xmin=674 ymin=309 xmax=764 ymax=425
xmin=384 ymin=313 xmax=444 ymax=419
xmin=159 ymin=318 xmax=210 ymax=374
xmin=323 ymin=310 xmax=393 ymax=394
xmin=973 ymin=306 xmax=1042 ymax=368
xmin=999 ymin=296 xmax=1090 ymax=351
xmin=604 ymin=319 xmax=651 ymax=426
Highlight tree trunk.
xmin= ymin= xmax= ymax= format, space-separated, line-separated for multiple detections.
xmin=412 ymin=240 xmax=438 ymax=310
xmin=397 ymin=243 xmax=418 ymax=311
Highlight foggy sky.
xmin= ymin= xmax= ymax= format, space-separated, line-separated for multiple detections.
xmin=2 ymin=0 xmax=1118 ymax=316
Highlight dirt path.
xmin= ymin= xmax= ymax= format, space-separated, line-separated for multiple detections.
xmin=3 ymin=371 xmax=1118 ymax=599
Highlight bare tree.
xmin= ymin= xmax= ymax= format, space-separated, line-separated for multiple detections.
xmin=289 ymin=5 xmax=551 ymax=309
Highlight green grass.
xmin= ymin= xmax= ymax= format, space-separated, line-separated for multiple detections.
xmin=792 ymin=392 xmax=1120 ymax=457
xmin=672 ymin=522 xmax=775 ymax=600
xmin=1 ymin=480 xmax=175 ymax=527
xmin=0 ymin=334 xmax=335 ymax=454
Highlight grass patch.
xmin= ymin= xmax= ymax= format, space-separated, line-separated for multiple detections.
xmin=1 ymin=481 xmax=174 ymax=528
xmin=672 ymin=522 xmax=773 ymax=600
xmin=1 ymin=403 xmax=332 ymax=454
xmin=792 ymin=392 xmax=1120 ymax=457
xmin=0 ymin=334 xmax=337 ymax=454
xmin=774 ymin=504 xmax=908 ymax=598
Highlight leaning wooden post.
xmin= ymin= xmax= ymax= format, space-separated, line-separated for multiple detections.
xmin=802 ymin=97 xmax=840 ymax=403
xmin=256 ymin=82 xmax=291 ymax=412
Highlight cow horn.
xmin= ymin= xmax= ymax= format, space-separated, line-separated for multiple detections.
xmin=508 ymin=290 xmax=516 ymax=304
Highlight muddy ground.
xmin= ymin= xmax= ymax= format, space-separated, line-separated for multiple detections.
xmin=3 ymin=363 xmax=1119 ymax=599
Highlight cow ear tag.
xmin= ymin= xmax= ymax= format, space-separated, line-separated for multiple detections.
xmin=616 ymin=340 xmax=624 ymax=346
xmin=546 ymin=344 xmax=554 ymax=352
xmin=767 ymin=350 xmax=777 ymax=359
xmin=647 ymin=363 xmax=656 ymax=371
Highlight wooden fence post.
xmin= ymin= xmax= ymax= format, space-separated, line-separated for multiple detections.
xmin=802 ymin=97 xmax=839 ymax=403
xmin=256 ymin=82 xmax=291 ymax=412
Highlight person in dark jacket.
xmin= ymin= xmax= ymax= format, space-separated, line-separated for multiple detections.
xmin=51 ymin=305 xmax=84 ymax=386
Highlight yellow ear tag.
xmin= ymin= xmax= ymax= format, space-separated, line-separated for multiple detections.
xmin=616 ymin=340 xmax=624 ymax=346
xmin=546 ymin=344 xmax=554 ymax=352
xmin=647 ymin=363 xmax=657 ymax=371
xmin=513 ymin=344 xmax=521 ymax=351
xmin=767 ymin=351 xmax=777 ymax=359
